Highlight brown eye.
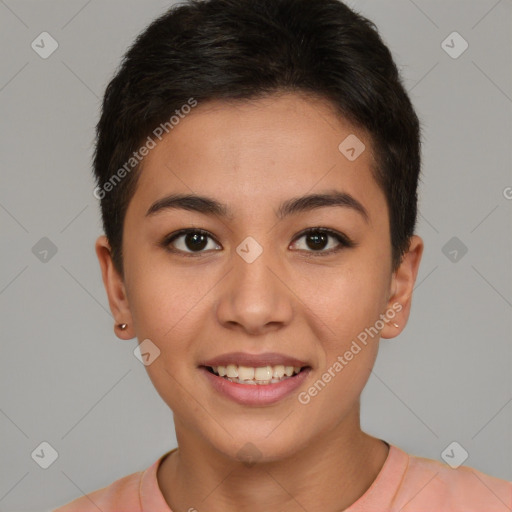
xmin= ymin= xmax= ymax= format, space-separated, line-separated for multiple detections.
xmin=304 ymin=231 xmax=329 ymax=250
xmin=164 ymin=229 xmax=221 ymax=254
xmin=291 ymin=228 xmax=354 ymax=254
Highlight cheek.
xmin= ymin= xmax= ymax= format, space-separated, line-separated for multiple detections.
xmin=295 ymin=268 xmax=385 ymax=415
xmin=123 ymin=257 xmax=222 ymax=393
xmin=124 ymin=264 xmax=210 ymax=411
xmin=124 ymin=250 xmax=214 ymax=339
xmin=295 ymin=258 xmax=390 ymax=343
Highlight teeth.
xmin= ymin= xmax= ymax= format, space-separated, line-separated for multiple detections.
xmin=254 ymin=366 xmax=272 ymax=381
xmin=238 ymin=366 xmax=255 ymax=381
xmin=272 ymin=365 xmax=285 ymax=378
xmin=209 ymin=364 xmax=304 ymax=385
xmin=226 ymin=364 xmax=238 ymax=378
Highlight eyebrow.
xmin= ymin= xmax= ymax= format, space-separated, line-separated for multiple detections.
xmin=146 ymin=190 xmax=369 ymax=223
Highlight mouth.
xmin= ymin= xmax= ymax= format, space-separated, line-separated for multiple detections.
xmin=203 ymin=364 xmax=307 ymax=385
xmin=199 ymin=352 xmax=311 ymax=405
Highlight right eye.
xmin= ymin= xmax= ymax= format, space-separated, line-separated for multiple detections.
xmin=163 ymin=229 xmax=222 ymax=256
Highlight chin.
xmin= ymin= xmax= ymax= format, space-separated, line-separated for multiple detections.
xmin=203 ymin=426 xmax=312 ymax=466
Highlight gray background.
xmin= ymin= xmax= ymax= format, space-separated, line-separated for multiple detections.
xmin=0 ymin=0 xmax=511 ymax=510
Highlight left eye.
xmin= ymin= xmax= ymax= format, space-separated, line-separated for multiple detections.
xmin=290 ymin=228 xmax=352 ymax=254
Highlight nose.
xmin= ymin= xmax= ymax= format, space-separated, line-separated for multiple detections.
xmin=215 ymin=242 xmax=294 ymax=335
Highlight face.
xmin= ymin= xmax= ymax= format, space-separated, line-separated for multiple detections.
xmin=97 ymin=92 xmax=422 ymax=462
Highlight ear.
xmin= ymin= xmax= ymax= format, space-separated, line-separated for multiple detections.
xmin=380 ymin=235 xmax=423 ymax=339
xmin=95 ymin=235 xmax=134 ymax=340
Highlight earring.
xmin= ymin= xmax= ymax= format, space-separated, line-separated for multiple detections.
xmin=119 ymin=323 xmax=128 ymax=330
xmin=392 ymin=323 xmax=399 ymax=328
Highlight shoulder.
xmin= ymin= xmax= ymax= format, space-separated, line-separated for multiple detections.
xmin=52 ymin=468 xmax=144 ymax=512
xmin=395 ymin=448 xmax=512 ymax=511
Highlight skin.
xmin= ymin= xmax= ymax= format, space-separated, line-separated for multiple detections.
xmin=96 ymin=92 xmax=423 ymax=511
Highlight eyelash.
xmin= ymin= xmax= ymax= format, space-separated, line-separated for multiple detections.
xmin=161 ymin=227 xmax=356 ymax=258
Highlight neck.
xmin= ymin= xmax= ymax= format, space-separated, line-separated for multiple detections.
xmin=157 ymin=410 xmax=389 ymax=512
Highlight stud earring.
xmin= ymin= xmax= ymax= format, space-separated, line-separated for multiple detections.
xmin=119 ymin=323 xmax=128 ymax=330
xmin=392 ymin=323 xmax=399 ymax=328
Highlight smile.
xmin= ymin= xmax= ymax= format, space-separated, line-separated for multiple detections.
xmin=207 ymin=364 xmax=303 ymax=385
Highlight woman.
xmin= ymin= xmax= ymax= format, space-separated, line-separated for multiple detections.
xmin=54 ymin=0 xmax=512 ymax=510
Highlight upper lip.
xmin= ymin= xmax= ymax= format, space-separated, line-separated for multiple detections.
xmin=201 ymin=352 xmax=309 ymax=368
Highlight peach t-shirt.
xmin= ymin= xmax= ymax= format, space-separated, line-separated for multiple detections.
xmin=54 ymin=443 xmax=512 ymax=511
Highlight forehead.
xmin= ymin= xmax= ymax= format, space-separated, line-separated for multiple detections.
xmin=129 ymin=93 xmax=386 ymax=222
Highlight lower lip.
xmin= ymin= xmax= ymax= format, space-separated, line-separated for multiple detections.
xmin=200 ymin=367 xmax=311 ymax=406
